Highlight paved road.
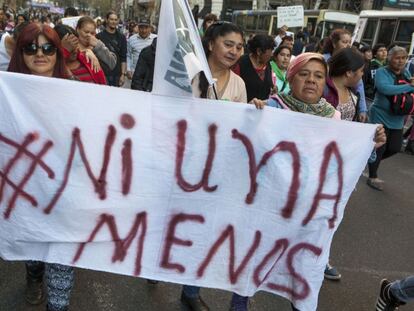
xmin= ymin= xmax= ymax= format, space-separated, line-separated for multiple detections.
xmin=1 ymin=153 xmax=413 ymax=311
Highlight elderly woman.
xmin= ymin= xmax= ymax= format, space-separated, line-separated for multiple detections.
xmin=233 ymin=34 xmax=275 ymax=101
xmin=367 ymin=46 xmax=414 ymax=190
xmin=246 ymin=53 xmax=385 ymax=311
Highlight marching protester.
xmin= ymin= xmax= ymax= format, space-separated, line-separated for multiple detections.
xmin=126 ymin=17 xmax=156 ymax=81
xmin=55 ymin=24 xmax=107 ymax=84
xmin=127 ymin=21 xmax=138 ymax=38
xmin=233 ymin=34 xmax=275 ymax=101
xmin=247 ymin=52 xmax=386 ymax=311
xmin=367 ymin=46 xmax=413 ymax=191
xmin=96 ymin=11 xmax=127 ymax=87
xmin=376 ymin=277 xmax=414 ymax=310
xmin=199 ymin=13 xmax=218 ymax=37
xmin=270 ymin=44 xmax=292 ymax=95
xmin=131 ymin=37 xmax=157 ymax=91
xmin=7 ymin=23 xmax=75 ymax=311
xmin=16 ymin=13 xmax=28 ymax=26
xmin=322 ymin=29 xmax=368 ymax=123
xmin=0 ymin=22 xmax=29 ymax=71
xmin=360 ymin=45 xmax=375 ymax=105
xmin=181 ymin=21 xmax=247 ymax=311
xmin=75 ymin=16 xmax=117 ymax=72
xmin=274 ymin=25 xmax=293 ymax=48
xmin=0 ymin=7 xmax=5 ymax=31
xmin=324 ymin=48 xmax=365 ymax=122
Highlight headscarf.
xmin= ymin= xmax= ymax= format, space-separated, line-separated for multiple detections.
xmin=286 ymin=52 xmax=327 ymax=84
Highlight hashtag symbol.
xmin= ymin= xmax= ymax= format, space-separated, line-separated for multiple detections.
xmin=0 ymin=133 xmax=55 ymax=219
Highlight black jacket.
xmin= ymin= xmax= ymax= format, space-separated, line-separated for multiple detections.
xmin=131 ymin=38 xmax=156 ymax=92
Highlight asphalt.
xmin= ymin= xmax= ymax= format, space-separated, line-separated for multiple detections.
xmin=1 ymin=152 xmax=413 ymax=311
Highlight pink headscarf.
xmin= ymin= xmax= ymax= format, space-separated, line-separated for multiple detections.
xmin=286 ymin=53 xmax=327 ymax=84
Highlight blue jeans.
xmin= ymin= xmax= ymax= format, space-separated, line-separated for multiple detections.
xmin=391 ymin=276 xmax=414 ymax=304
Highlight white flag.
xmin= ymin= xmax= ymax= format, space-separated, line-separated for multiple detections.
xmin=153 ymin=0 xmax=214 ymax=97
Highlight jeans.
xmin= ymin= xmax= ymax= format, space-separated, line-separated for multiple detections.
xmin=26 ymin=261 xmax=74 ymax=311
xmin=390 ymin=276 xmax=414 ymax=304
xmin=182 ymin=285 xmax=200 ymax=298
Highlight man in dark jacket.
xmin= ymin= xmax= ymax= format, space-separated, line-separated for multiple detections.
xmin=131 ymin=38 xmax=156 ymax=92
xmin=96 ymin=11 xmax=127 ymax=87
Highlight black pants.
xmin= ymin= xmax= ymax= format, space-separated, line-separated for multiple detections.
xmin=368 ymin=128 xmax=403 ymax=178
xmin=106 ymin=75 xmax=120 ymax=87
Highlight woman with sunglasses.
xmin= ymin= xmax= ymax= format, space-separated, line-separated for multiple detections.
xmin=8 ymin=23 xmax=74 ymax=311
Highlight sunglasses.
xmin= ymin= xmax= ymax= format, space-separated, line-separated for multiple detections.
xmin=23 ymin=43 xmax=57 ymax=56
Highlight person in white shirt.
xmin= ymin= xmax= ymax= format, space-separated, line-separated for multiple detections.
xmin=274 ymin=25 xmax=294 ymax=49
xmin=0 ymin=22 xmax=28 ymax=71
xmin=126 ymin=18 xmax=157 ymax=80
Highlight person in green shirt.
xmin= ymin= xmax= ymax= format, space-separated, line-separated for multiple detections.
xmin=270 ymin=45 xmax=292 ymax=95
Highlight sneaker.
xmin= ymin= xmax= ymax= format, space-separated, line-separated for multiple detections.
xmin=367 ymin=178 xmax=384 ymax=191
xmin=324 ymin=263 xmax=341 ymax=280
xmin=180 ymin=292 xmax=210 ymax=311
xmin=375 ymin=279 xmax=404 ymax=311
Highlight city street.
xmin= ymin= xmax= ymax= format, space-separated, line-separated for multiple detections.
xmin=1 ymin=152 xmax=413 ymax=311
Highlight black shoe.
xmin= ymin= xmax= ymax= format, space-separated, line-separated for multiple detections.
xmin=375 ymin=279 xmax=405 ymax=311
xmin=405 ymin=140 xmax=414 ymax=155
xmin=180 ymin=292 xmax=210 ymax=311
xmin=146 ymin=279 xmax=159 ymax=285
xmin=25 ymin=277 xmax=44 ymax=305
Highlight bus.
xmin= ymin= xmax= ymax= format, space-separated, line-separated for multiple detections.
xmin=353 ymin=10 xmax=414 ymax=53
xmin=231 ymin=9 xmax=359 ymax=39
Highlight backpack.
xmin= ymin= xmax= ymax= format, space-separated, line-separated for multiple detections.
xmin=386 ymin=72 xmax=414 ymax=115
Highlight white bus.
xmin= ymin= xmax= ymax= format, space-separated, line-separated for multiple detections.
xmin=353 ymin=10 xmax=414 ymax=53
xmin=231 ymin=9 xmax=358 ymax=39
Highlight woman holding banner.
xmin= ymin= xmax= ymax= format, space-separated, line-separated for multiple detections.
xmin=247 ymin=52 xmax=386 ymax=311
xmin=183 ymin=21 xmax=247 ymax=311
xmin=7 ymin=23 xmax=74 ymax=311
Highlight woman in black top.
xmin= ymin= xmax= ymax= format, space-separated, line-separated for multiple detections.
xmin=234 ymin=34 xmax=275 ymax=101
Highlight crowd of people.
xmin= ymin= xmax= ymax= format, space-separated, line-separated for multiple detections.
xmin=1 ymin=4 xmax=413 ymax=311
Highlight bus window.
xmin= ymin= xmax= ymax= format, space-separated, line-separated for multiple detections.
xmin=246 ymin=15 xmax=257 ymax=31
xmin=271 ymin=17 xmax=278 ymax=36
xmin=315 ymin=22 xmax=323 ymax=38
xmin=307 ymin=17 xmax=317 ymax=35
xmin=257 ymin=15 xmax=271 ymax=35
xmin=396 ymin=20 xmax=414 ymax=44
xmin=362 ymin=19 xmax=377 ymax=46
xmin=377 ymin=19 xmax=397 ymax=47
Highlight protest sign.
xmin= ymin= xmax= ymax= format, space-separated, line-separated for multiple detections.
xmin=61 ymin=16 xmax=82 ymax=29
xmin=277 ymin=6 xmax=305 ymax=28
xmin=0 ymin=72 xmax=376 ymax=311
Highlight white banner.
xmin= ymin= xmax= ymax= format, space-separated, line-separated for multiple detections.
xmin=0 ymin=72 xmax=376 ymax=311
xmin=277 ymin=6 xmax=305 ymax=28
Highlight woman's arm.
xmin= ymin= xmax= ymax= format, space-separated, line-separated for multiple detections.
xmin=375 ymin=68 xmax=414 ymax=96
xmin=92 ymin=40 xmax=117 ymax=71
